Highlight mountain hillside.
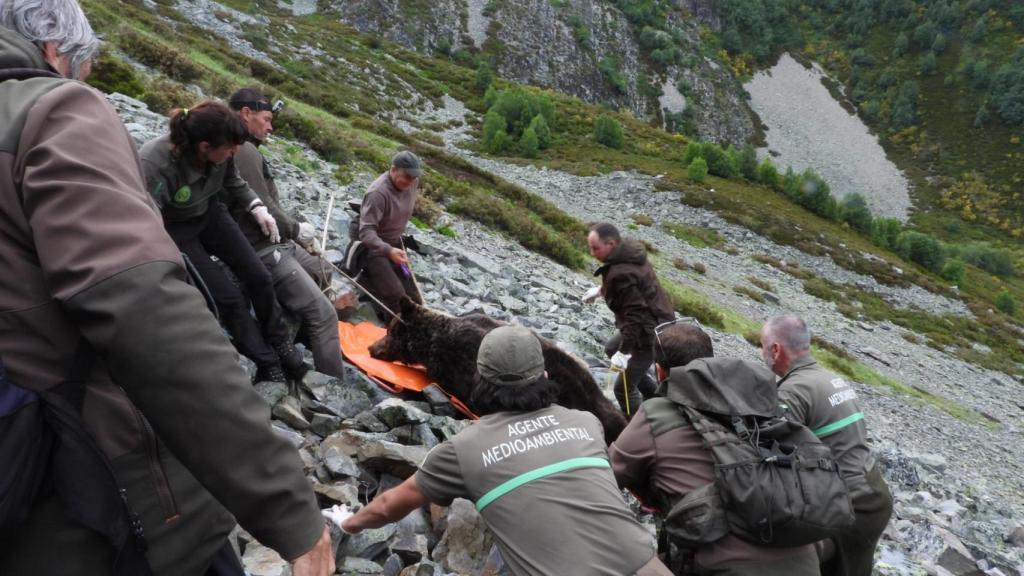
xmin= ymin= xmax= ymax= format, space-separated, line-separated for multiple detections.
xmin=76 ymin=0 xmax=1024 ymax=573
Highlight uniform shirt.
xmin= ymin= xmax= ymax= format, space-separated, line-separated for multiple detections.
xmin=777 ymin=356 xmax=874 ymax=488
xmin=231 ymin=140 xmax=299 ymax=252
xmin=358 ymin=171 xmax=417 ymax=256
xmin=610 ymin=401 xmax=815 ymax=569
xmin=415 ymin=404 xmax=656 ymax=576
xmin=140 ymin=134 xmax=258 ymax=222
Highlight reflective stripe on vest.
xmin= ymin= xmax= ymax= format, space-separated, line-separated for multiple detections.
xmin=813 ymin=411 xmax=864 ymax=438
xmin=475 ymin=457 xmax=610 ymax=512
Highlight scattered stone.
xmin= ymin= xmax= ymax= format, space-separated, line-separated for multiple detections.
xmin=761 ymin=291 xmax=780 ymax=305
xmin=1004 ymin=526 xmax=1024 ymax=548
xmin=309 ymin=412 xmax=343 ymax=437
xmin=271 ymin=422 xmax=305 ymax=449
xmin=339 ymin=557 xmax=384 ymax=575
xmin=431 ymin=499 xmax=494 ymax=574
xmin=373 ymin=398 xmax=432 ymax=428
xmin=912 ymin=453 xmax=949 ymax=475
xmin=323 ymin=445 xmax=361 ymax=478
xmin=272 ymin=395 xmax=310 ymax=430
xmin=382 ymin=554 xmax=404 ymax=576
xmin=255 ymin=381 xmax=288 ymax=407
xmin=241 ymin=542 xmax=289 ymax=576
xmin=935 ymin=528 xmax=983 ymax=576
xmin=341 ymin=524 xmax=397 ymax=560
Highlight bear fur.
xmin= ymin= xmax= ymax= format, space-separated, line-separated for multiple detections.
xmin=368 ymin=297 xmax=627 ymax=443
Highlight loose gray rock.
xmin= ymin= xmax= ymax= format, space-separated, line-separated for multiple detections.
xmin=341 ymin=524 xmax=397 ymax=560
xmin=272 ymin=395 xmax=310 ymax=430
xmin=241 ymin=542 xmax=290 ymax=576
xmin=339 ymin=557 xmax=385 ymax=575
xmin=323 ymin=445 xmax=362 ymax=479
xmin=431 ymin=499 xmax=494 ymax=575
xmin=255 ymin=381 xmax=289 ymax=407
xmin=373 ymin=398 xmax=432 ymax=429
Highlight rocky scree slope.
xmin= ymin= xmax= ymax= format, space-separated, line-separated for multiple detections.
xmin=109 ymin=90 xmax=1024 ymax=575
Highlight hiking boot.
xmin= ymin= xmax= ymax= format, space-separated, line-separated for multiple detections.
xmin=254 ymin=363 xmax=286 ymax=383
xmin=275 ymin=343 xmax=308 ymax=381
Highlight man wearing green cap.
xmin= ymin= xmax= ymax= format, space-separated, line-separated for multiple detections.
xmin=340 ymin=325 xmax=670 ymax=576
xmin=356 ymin=150 xmax=424 ymax=317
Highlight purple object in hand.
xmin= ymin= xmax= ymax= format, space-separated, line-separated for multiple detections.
xmin=398 ymin=263 xmax=411 ymax=278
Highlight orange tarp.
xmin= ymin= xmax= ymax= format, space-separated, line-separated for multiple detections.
xmin=337 ymin=321 xmax=477 ymax=419
xmin=337 ymin=321 xmax=432 ymax=392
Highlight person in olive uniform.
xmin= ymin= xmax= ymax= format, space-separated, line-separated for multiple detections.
xmin=342 ymin=326 xmax=671 ymax=576
xmin=140 ymin=101 xmax=305 ymax=383
xmin=760 ymin=315 xmax=893 ymax=576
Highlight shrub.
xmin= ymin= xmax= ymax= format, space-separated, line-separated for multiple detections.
xmin=736 ymin=144 xmax=759 ymax=181
xmin=949 ymin=243 xmax=1016 ymax=276
xmin=840 ymin=193 xmax=873 ymax=233
xmin=871 ymin=218 xmax=902 ymax=249
xmin=599 ymin=57 xmax=628 ymax=93
xmin=757 ymin=158 xmax=780 ymax=189
xmin=920 ymin=51 xmax=937 ymax=76
xmin=594 ymin=115 xmax=624 ymax=149
xmin=475 ymin=61 xmax=493 ymax=93
xmin=687 ymin=157 xmax=708 ymax=182
xmin=119 ymin=28 xmax=203 ymax=83
xmin=483 ymin=109 xmax=508 ymax=153
xmin=701 ymin=144 xmax=735 ymax=178
xmin=528 ymin=114 xmax=551 ymax=149
xmin=940 ymin=259 xmax=965 ymax=285
xmin=520 ymin=127 xmax=540 ymax=158
xmin=683 ymin=141 xmax=703 ymax=165
xmin=995 ymin=289 xmax=1017 ymax=315
xmin=798 ymin=170 xmax=837 ymax=220
xmin=895 ymin=231 xmax=945 ymax=272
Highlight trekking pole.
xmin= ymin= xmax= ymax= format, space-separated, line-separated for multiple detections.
xmin=320 ymin=188 xmax=336 ymax=255
xmin=399 ymin=238 xmax=426 ymax=303
xmin=606 ymin=365 xmax=630 ymax=416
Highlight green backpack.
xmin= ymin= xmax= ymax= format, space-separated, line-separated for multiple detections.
xmin=644 ymin=358 xmax=855 ymax=548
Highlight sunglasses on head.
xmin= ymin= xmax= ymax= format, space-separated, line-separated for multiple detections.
xmin=235 ymin=99 xmax=285 ymax=114
xmin=654 ymin=317 xmax=702 ymax=361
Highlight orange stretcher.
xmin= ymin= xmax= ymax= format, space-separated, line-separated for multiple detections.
xmin=337 ymin=321 xmax=477 ymax=419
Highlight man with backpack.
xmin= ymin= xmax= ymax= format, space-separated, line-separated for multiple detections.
xmin=0 ymin=2 xmax=332 ymax=574
xmin=610 ymin=320 xmax=838 ymax=575
xmin=760 ymin=316 xmax=893 ymax=576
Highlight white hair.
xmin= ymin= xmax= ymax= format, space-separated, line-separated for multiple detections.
xmin=763 ymin=315 xmax=811 ymax=354
xmin=0 ymin=0 xmax=99 ymax=79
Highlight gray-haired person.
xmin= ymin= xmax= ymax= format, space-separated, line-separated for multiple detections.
xmin=341 ymin=325 xmax=671 ymax=576
xmin=0 ymin=1 xmax=332 ymax=574
xmin=760 ymin=316 xmax=892 ymax=576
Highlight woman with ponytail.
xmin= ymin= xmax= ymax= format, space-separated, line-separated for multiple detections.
xmin=140 ymin=100 xmax=305 ymax=383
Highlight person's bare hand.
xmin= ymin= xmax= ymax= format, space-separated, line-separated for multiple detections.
xmin=290 ymin=526 xmax=335 ymax=576
xmin=388 ymin=247 xmax=409 ymax=265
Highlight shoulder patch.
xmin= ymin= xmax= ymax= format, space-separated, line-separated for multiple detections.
xmin=173 ymin=185 xmax=191 ymax=204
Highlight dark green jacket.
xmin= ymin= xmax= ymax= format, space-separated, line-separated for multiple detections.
xmin=0 ymin=27 xmax=322 ymax=574
xmin=140 ymin=134 xmax=258 ymax=222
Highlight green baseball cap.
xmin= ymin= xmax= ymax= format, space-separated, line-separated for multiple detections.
xmin=391 ymin=150 xmax=422 ymax=177
xmin=477 ymin=326 xmax=545 ymax=387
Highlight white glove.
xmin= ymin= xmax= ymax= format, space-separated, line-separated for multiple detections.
xmin=610 ymin=351 xmax=631 ymax=369
xmin=297 ymin=221 xmax=317 ymax=245
xmin=582 ymin=286 xmax=602 ymax=304
xmin=251 ymin=205 xmax=280 ymax=243
xmin=322 ymin=504 xmax=355 ymax=534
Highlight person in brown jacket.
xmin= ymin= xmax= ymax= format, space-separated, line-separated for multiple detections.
xmin=586 ymin=222 xmax=675 ymax=415
xmin=357 ymin=151 xmax=424 ymax=318
xmin=227 ymin=88 xmax=343 ymax=378
xmin=140 ymin=101 xmax=307 ymax=383
xmin=609 ymin=321 xmax=820 ymax=575
xmin=0 ymin=2 xmax=332 ymax=574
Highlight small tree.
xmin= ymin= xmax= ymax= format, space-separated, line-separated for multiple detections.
xmin=840 ymin=193 xmax=873 ymax=234
xmin=683 ymin=141 xmax=703 ymax=165
xmin=940 ymin=259 xmax=965 ymax=285
xmin=482 ymin=110 xmax=509 ymax=153
xmin=995 ymin=289 xmax=1017 ymax=316
xmin=688 ymin=157 xmax=708 ymax=182
xmin=520 ymin=127 xmax=540 ymax=158
xmin=895 ymin=231 xmax=945 ymax=272
xmin=475 ymin=61 xmax=493 ymax=93
xmin=871 ymin=218 xmax=902 ymax=249
xmin=594 ymin=115 xmax=624 ymax=149
xmin=757 ymin=158 xmax=780 ymax=189
xmin=737 ymin=144 xmax=759 ymax=181
xmin=702 ymin=144 xmax=735 ymax=178
xmin=920 ymin=51 xmax=937 ymax=76
xmin=528 ymin=114 xmax=550 ymax=149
